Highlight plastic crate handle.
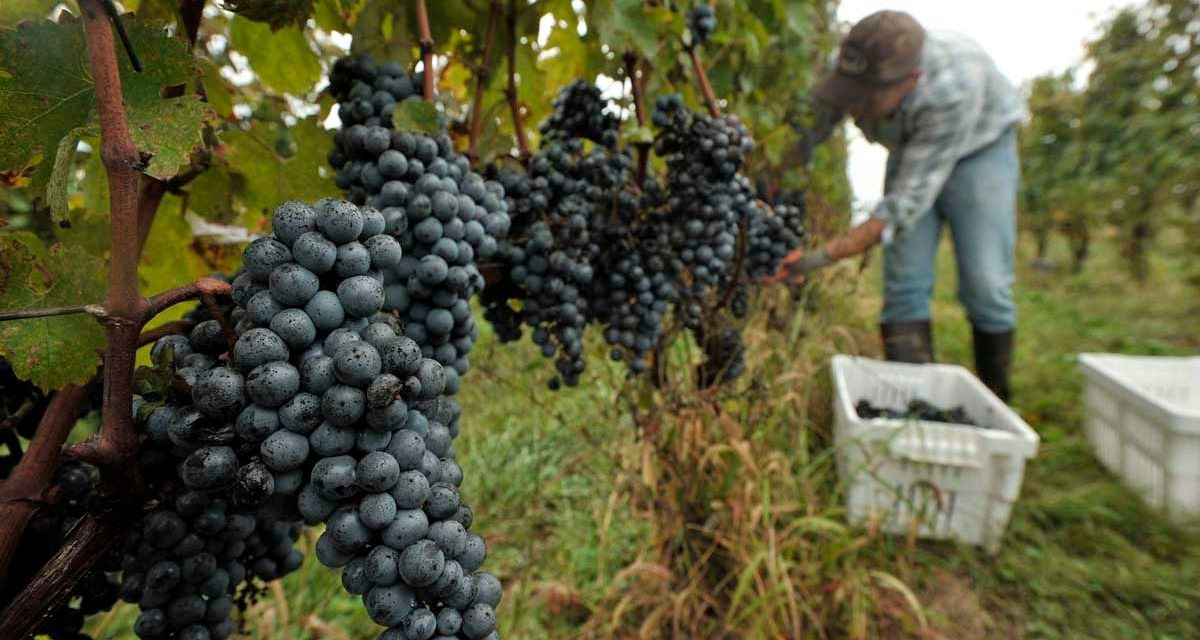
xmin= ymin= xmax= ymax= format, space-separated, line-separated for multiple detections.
xmin=887 ymin=425 xmax=985 ymax=468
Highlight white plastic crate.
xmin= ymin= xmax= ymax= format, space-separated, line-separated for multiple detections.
xmin=830 ymin=355 xmax=1040 ymax=552
xmin=1077 ymin=354 xmax=1200 ymax=520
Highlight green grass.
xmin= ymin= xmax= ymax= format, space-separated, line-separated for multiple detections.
xmin=86 ymin=230 xmax=1200 ymax=639
xmin=866 ymin=230 xmax=1200 ymax=639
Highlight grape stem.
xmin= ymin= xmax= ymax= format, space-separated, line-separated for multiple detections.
xmin=416 ymin=0 xmax=436 ymax=101
xmin=466 ymin=0 xmax=502 ymax=162
xmin=201 ymin=291 xmax=239 ymax=354
xmin=623 ymin=50 xmax=650 ymax=188
xmin=686 ymin=45 xmax=721 ymax=117
xmin=506 ymin=0 xmax=531 ymax=163
xmin=137 ymin=319 xmax=195 ymax=347
xmin=714 ymin=215 xmax=749 ymax=312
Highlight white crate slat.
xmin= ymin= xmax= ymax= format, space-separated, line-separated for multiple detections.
xmin=831 ymin=355 xmax=1040 ymax=552
xmin=1078 ymin=354 xmax=1200 ymax=519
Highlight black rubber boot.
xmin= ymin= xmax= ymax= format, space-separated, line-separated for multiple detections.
xmin=880 ymin=320 xmax=935 ymax=364
xmin=973 ymin=328 xmax=1014 ymax=402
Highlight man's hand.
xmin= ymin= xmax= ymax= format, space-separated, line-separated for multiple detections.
xmin=766 ymin=247 xmax=832 ymax=283
xmin=764 ymin=217 xmax=887 ymax=284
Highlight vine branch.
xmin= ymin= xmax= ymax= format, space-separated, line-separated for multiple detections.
xmin=0 ymin=2 xmax=228 ymax=630
xmin=415 ymin=0 xmax=435 ymax=101
xmin=687 ymin=46 xmax=721 ymax=117
xmin=467 ymin=0 xmax=502 ymax=162
xmin=68 ymin=277 xmax=231 ymax=469
xmin=0 ymin=305 xmax=106 ymax=322
xmin=0 ymin=385 xmax=89 ymax=579
xmin=0 ymin=512 xmax=138 ymax=640
xmin=78 ymin=0 xmax=146 ymax=494
xmin=624 ymin=50 xmax=650 ymax=188
xmin=506 ymin=0 xmax=530 ymax=162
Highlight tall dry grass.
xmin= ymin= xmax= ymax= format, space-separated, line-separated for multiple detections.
xmin=574 ymin=277 xmax=931 ymax=640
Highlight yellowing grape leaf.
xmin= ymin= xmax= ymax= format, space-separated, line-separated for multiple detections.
xmin=0 ymin=0 xmax=66 ymax=26
xmin=222 ymin=117 xmax=337 ymax=227
xmin=229 ymin=17 xmax=321 ymax=95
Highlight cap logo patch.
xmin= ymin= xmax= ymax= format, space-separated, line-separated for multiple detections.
xmin=838 ymin=45 xmax=869 ymax=76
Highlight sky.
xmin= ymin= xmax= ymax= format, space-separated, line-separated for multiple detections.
xmin=837 ymin=0 xmax=1135 ymax=219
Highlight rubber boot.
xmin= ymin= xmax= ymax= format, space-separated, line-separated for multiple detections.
xmin=973 ymin=328 xmax=1014 ymax=402
xmin=880 ymin=320 xmax=935 ymax=364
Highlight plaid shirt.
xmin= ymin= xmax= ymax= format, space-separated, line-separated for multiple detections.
xmin=856 ymin=31 xmax=1024 ymax=242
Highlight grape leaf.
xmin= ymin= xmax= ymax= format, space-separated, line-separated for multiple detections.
xmin=313 ymin=0 xmax=365 ymax=33
xmin=350 ymin=0 xmax=411 ymax=64
xmin=0 ymin=0 xmax=66 ymax=26
xmin=131 ymin=93 xmax=214 ymax=181
xmin=229 ymin=17 xmax=321 ymax=95
xmin=0 ymin=235 xmax=106 ymax=389
xmin=392 ymin=99 xmax=440 ymax=134
xmin=139 ymin=194 xmax=236 ymax=340
xmin=199 ymin=59 xmax=234 ymax=119
xmin=0 ymin=14 xmax=211 ymax=215
xmin=79 ymin=148 xmax=110 ymax=221
xmin=222 ymin=117 xmax=337 ymax=227
xmin=185 ymin=167 xmax=236 ymax=223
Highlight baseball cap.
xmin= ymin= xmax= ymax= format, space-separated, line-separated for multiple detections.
xmin=815 ymin=10 xmax=926 ymax=110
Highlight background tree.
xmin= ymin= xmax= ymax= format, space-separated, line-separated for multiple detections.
xmin=1022 ymin=0 xmax=1199 ymax=279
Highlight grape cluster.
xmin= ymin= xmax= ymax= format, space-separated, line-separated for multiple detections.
xmin=586 ymin=182 xmax=679 ymax=375
xmin=148 ymin=198 xmax=501 ymax=640
xmin=483 ymin=83 xmax=805 ymax=388
xmin=482 ymin=83 xmax=640 ymax=387
xmin=687 ymin=4 xmax=717 ymax=45
xmin=0 ymin=356 xmax=51 ymax=447
xmin=115 ymin=488 xmax=302 ymax=640
xmin=744 ymin=198 xmax=807 ymax=280
xmin=855 ymin=399 xmax=984 ymax=428
xmin=327 ymin=54 xmax=421 ymax=204
xmin=329 ymin=54 xmax=422 ymax=127
xmin=539 ymin=80 xmax=620 ymax=148
xmin=327 ymin=55 xmax=510 ymax=386
xmin=653 ymin=94 xmax=759 ymax=326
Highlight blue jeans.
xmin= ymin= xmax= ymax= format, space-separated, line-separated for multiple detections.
xmin=881 ymin=127 xmax=1018 ymax=333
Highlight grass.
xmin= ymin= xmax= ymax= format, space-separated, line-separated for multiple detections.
xmin=86 ymin=228 xmax=1199 ymax=639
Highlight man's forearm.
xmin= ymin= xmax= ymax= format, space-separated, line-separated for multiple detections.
xmin=824 ymin=217 xmax=886 ymax=260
